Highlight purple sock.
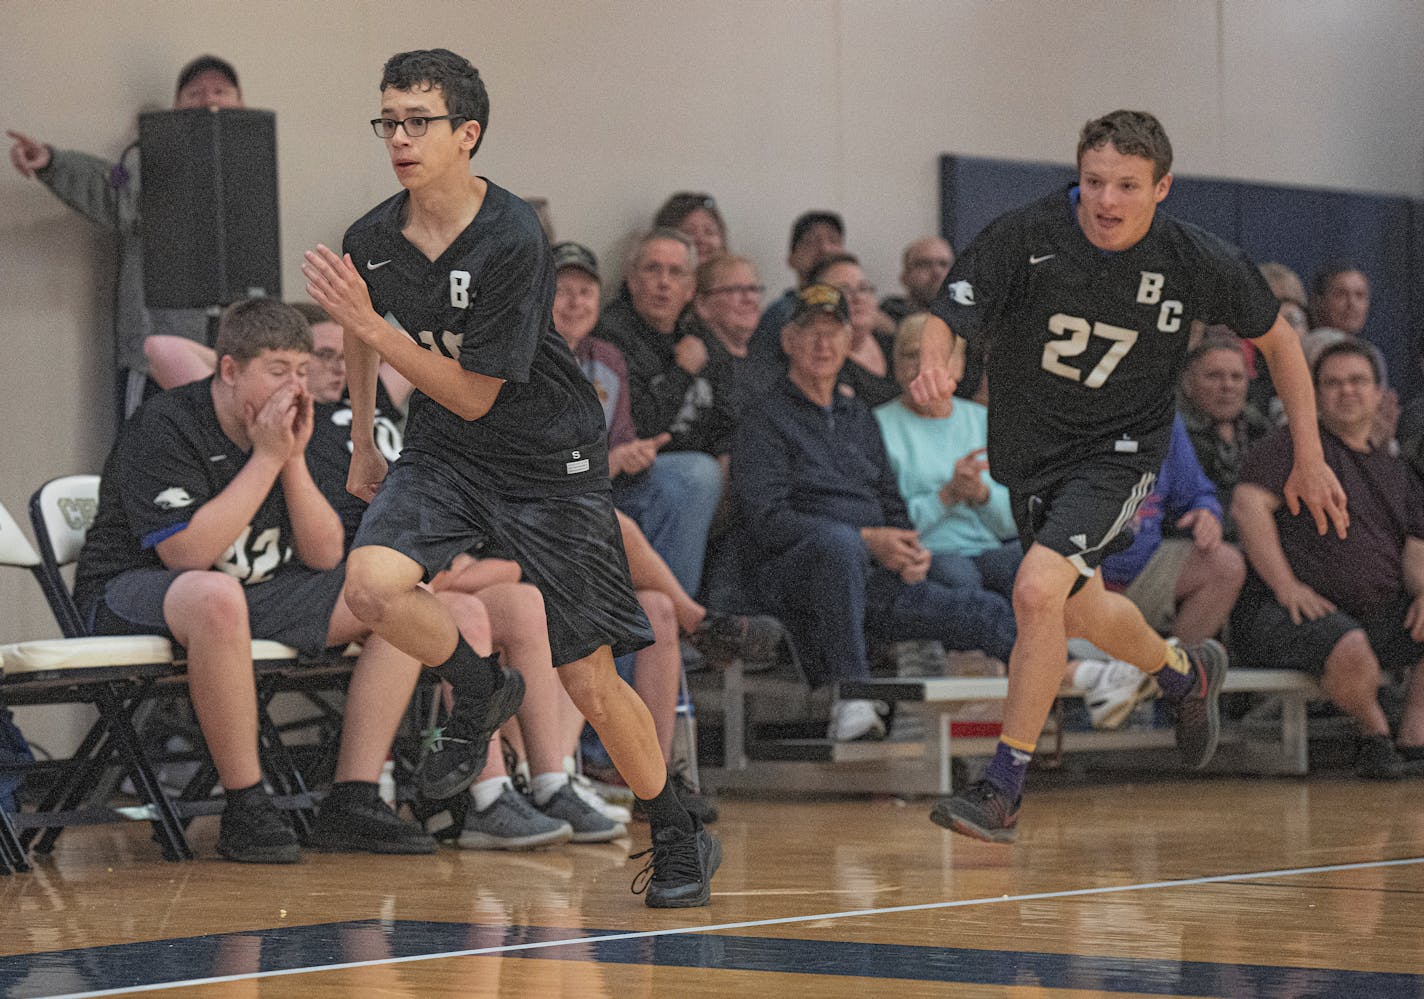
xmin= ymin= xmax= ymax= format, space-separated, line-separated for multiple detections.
xmin=1154 ymin=660 xmax=1197 ymax=701
xmin=983 ymin=740 xmax=1031 ymax=801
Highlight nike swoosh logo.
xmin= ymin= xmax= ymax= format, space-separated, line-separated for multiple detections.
xmin=209 ymin=454 xmax=227 ymax=462
xmin=1029 ymin=254 xmax=1055 ymax=264
xmin=367 ymin=259 xmax=393 ymax=270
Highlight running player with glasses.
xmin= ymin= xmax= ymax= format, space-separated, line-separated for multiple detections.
xmin=908 ymin=110 xmax=1348 ymax=843
xmin=302 ymin=49 xmax=718 ymax=906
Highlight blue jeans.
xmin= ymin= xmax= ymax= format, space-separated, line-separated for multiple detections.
xmin=754 ymin=524 xmax=1017 ymax=687
xmin=613 ymin=451 xmax=722 ymax=596
xmin=928 ymin=541 xmax=1023 ymax=600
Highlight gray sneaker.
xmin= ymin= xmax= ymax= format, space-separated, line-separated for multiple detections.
xmin=538 ymin=780 xmax=627 ymax=843
xmin=458 ymin=785 xmax=573 ymax=851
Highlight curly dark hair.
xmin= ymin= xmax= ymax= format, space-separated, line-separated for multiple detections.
xmin=380 ymin=49 xmax=490 ymax=158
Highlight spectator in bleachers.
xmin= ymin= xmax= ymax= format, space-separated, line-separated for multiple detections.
xmin=653 ymin=192 xmax=728 ymax=264
xmin=1101 ymin=414 xmax=1245 ymax=647
xmin=733 ymin=285 xmax=1016 ymax=742
xmin=1232 ymin=338 xmax=1424 ymax=779
xmin=72 ymin=298 xmax=456 ymax=862
xmin=596 ymin=230 xmax=728 ymax=594
xmin=809 ymin=253 xmax=900 ymax=408
xmin=1178 ymin=337 xmax=1272 ymax=540
xmin=750 ymin=210 xmax=845 ymax=363
xmin=873 ymin=313 xmax=1019 ymax=599
xmin=880 ymin=237 xmax=955 ymax=327
xmin=1310 ymin=264 xmax=1371 ymax=337
xmin=691 ymin=253 xmax=778 ymax=419
xmin=8 ymin=55 xmax=245 ymax=421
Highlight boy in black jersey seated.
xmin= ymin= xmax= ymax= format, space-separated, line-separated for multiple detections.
xmin=909 ymin=110 xmax=1349 ymax=844
xmin=73 ymin=298 xmax=499 ymax=863
xmin=302 ymin=49 xmax=716 ymax=906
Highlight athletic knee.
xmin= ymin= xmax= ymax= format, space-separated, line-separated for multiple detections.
xmin=559 ymin=662 xmax=611 ymax=723
xmin=166 ymin=571 xmax=247 ymax=641
xmin=1013 ymin=570 xmax=1072 ymax=622
xmin=342 ymin=566 xmax=401 ymax=625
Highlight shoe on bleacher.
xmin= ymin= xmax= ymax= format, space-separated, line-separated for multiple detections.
xmin=1076 ymin=657 xmax=1159 ymax=730
xmin=1171 ymin=639 xmax=1227 ymax=770
xmin=1356 ymin=734 xmax=1404 ymax=780
xmin=688 ymin=612 xmax=786 ymax=668
xmin=827 ymin=698 xmax=888 ymax=742
xmin=928 ymin=779 xmax=1020 ymax=844
xmin=309 ymin=791 xmax=436 ymax=855
xmin=457 ymin=785 xmax=574 ymax=850
xmin=894 ymin=639 xmax=947 ymax=678
xmin=216 ymin=791 xmax=301 ymax=864
xmin=537 ymin=781 xmax=626 ymax=843
xmin=570 ymin=771 xmax=632 ymax=824
xmin=418 ymin=668 xmax=526 ymax=801
xmin=630 ymin=820 xmax=721 ymax=908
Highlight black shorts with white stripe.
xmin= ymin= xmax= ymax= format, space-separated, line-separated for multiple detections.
xmin=1010 ymin=459 xmax=1156 ymax=582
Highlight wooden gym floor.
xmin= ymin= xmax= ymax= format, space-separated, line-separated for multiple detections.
xmin=3 ymin=775 xmax=1423 ymax=997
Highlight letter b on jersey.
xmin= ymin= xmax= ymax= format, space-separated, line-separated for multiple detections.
xmin=450 ymin=270 xmax=471 ymax=308
xmin=1136 ymin=272 xmax=1165 ymax=304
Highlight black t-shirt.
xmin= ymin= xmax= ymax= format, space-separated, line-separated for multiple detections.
xmin=1240 ymin=424 xmax=1424 ymax=618
xmin=307 ymin=381 xmax=404 ymax=548
xmin=342 ymin=180 xmax=609 ymax=498
xmin=74 ymin=378 xmax=299 ymax=614
xmin=930 ymin=185 xmax=1280 ymax=490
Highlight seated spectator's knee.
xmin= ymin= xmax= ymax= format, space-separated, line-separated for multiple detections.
xmin=1321 ymin=629 xmax=1381 ymax=698
xmin=165 ymin=571 xmax=247 ymax=642
xmin=1207 ymin=543 xmax=1246 ymax=590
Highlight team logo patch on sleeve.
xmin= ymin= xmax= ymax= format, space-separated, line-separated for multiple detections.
xmin=946 ymin=280 xmax=975 ymax=306
xmin=153 ymin=487 xmax=195 ymax=510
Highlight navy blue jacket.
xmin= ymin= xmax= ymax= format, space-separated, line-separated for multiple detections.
xmin=732 ymin=376 xmax=911 ymax=559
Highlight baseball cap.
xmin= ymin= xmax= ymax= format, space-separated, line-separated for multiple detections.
xmin=790 ymin=283 xmax=850 ymax=325
xmin=175 ymin=55 xmax=240 ymax=96
xmin=551 ymin=241 xmax=600 ymax=282
xmin=789 ymin=210 xmax=844 ymax=251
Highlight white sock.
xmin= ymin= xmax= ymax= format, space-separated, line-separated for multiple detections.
xmin=531 ymin=772 xmax=568 ymax=806
xmin=472 ymin=776 xmax=511 ymax=812
xmin=562 ymin=755 xmax=578 ymax=777
xmin=514 ymin=759 xmax=531 ymax=787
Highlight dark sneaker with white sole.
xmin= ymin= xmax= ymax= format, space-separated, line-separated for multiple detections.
xmin=929 ymin=779 xmax=1020 ymax=844
xmin=418 ymin=668 xmax=526 ymax=801
xmin=630 ymin=821 xmax=721 ymax=908
xmin=459 ymin=785 xmax=574 ymax=850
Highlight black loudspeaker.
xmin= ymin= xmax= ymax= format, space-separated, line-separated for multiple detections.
xmin=139 ymin=108 xmax=281 ymax=309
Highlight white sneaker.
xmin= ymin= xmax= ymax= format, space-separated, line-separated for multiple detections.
xmin=827 ymin=698 xmax=888 ymax=742
xmin=1076 ymin=658 xmax=1159 ymax=730
xmin=569 ymin=771 xmax=632 ymax=824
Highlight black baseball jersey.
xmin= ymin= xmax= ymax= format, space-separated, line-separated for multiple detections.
xmin=307 ymin=381 xmax=404 ymax=548
xmin=930 ymin=185 xmax=1280 ymax=490
xmin=74 ymin=378 xmax=299 ymax=616
xmin=342 ymin=180 xmax=609 ymax=498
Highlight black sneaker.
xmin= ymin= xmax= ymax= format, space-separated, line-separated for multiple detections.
xmin=1357 ymin=734 xmax=1404 ymax=780
xmin=418 ymin=668 xmax=526 ymax=801
xmin=928 ymin=779 xmax=1020 ymax=844
xmin=309 ymin=792 xmax=436 ymax=854
xmin=216 ymin=791 xmax=301 ymax=864
xmin=689 ymin=612 xmax=786 ymax=668
xmin=1171 ymin=639 xmax=1228 ymax=770
xmin=670 ymin=766 xmax=718 ymax=824
xmin=629 ymin=821 xmax=721 ymax=908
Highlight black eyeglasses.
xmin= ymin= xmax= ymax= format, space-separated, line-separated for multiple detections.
xmin=369 ymin=114 xmax=464 ymax=138
xmin=705 ymin=284 xmax=764 ymax=298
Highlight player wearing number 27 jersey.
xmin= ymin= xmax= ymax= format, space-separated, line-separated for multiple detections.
xmin=916 ymin=110 xmax=1347 ymax=847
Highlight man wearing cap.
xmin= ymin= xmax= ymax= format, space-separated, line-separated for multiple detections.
xmin=8 ymin=56 xmax=245 ymax=422
xmin=732 ymin=285 xmax=1017 ymax=742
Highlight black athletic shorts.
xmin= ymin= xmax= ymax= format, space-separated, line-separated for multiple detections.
xmin=87 ymin=564 xmax=347 ymax=658
xmin=353 ymin=459 xmax=653 ymax=666
xmin=1011 ymin=460 xmax=1157 ymax=580
xmin=1232 ymin=583 xmax=1424 ymax=679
